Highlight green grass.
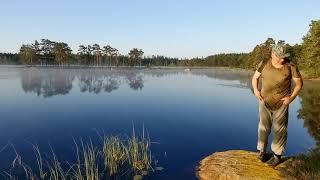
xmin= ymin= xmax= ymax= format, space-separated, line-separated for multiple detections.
xmin=127 ymin=126 xmax=152 ymax=175
xmin=281 ymin=149 xmax=320 ymax=180
xmin=102 ymin=136 xmax=127 ymax=176
xmin=82 ymin=142 xmax=100 ymax=180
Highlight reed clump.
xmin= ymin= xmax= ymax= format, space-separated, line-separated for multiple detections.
xmin=102 ymin=136 xmax=127 ymax=176
xmin=1 ymin=127 xmax=156 ymax=180
xmin=127 ymin=127 xmax=152 ymax=175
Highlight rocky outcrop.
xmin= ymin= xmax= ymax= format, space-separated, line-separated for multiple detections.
xmin=197 ymin=150 xmax=289 ymax=180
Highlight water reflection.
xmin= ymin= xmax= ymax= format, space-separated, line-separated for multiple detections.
xmin=190 ymin=69 xmax=252 ymax=88
xmin=20 ymin=68 xmax=147 ymax=97
xmin=127 ymin=74 xmax=144 ymax=90
xmin=21 ymin=68 xmax=74 ymax=97
xmin=19 ymin=67 xmax=320 ymax=150
xmin=77 ymin=71 xmax=121 ymax=94
xmin=298 ymin=81 xmax=320 ymax=149
xmin=20 ymin=68 xmax=253 ymax=97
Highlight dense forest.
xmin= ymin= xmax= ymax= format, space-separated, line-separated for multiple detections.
xmin=0 ymin=20 xmax=319 ymax=77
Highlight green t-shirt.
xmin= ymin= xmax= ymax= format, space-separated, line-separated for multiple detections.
xmin=256 ymin=59 xmax=301 ymax=110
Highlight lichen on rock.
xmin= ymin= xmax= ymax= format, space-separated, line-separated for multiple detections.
xmin=197 ymin=150 xmax=289 ymax=180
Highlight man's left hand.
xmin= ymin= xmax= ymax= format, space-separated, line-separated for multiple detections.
xmin=281 ymin=96 xmax=292 ymax=106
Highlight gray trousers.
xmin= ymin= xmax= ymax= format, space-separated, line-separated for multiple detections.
xmin=257 ymin=101 xmax=289 ymax=155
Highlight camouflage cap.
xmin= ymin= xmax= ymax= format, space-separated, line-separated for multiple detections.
xmin=271 ymin=43 xmax=290 ymax=59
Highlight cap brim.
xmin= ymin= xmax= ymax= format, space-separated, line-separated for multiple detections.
xmin=277 ymin=53 xmax=290 ymax=59
xmin=283 ymin=53 xmax=290 ymax=58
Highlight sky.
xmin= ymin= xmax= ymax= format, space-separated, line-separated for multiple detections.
xmin=0 ymin=0 xmax=319 ymax=58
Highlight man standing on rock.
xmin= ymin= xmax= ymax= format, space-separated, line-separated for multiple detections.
xmin=251 ymin=42 xmax=303 ymax=167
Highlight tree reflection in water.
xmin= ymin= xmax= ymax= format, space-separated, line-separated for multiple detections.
xmin=78 ymin=71 xmax=121 ymax=94
xmin=21 ymin=68 xmax=74 ymax=97
xmin=282 ymin=80 xmax=320 ymax=179
xmin=298 ymin=81 xmax=320 ymax=149
xmin=20 ymin=68 xmax=147 ymax=97
xmin=127 ymin=74 xmax=144 ymax=90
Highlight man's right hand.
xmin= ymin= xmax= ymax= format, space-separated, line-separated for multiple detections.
xmin=254 ymin=90 xmax=264 ymax=102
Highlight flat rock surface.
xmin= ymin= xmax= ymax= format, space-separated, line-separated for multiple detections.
xmin=197 ymin=150 xmax=289 ymax=180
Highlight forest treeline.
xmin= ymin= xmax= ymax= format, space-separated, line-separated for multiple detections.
xmin=0 ymin=20 xmax=319 ymax=77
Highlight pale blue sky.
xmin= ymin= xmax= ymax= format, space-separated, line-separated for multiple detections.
xmin=0 ymin=0 xmax=319 ymax=58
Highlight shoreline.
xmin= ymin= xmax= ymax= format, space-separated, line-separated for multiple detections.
xmin=0 ymin=64 xmax=319 ymax=80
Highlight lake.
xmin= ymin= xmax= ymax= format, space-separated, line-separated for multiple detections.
xmin=0 ymin=66 xmax=318 ymax=179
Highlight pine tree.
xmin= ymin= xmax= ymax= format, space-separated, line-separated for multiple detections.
xmin=299 ymin=20 xmax=320 ymax=77
xmin=245 ymin=38 xmax=275 ymax=69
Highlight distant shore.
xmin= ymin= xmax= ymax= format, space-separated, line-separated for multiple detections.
xmin=0 ymin=64 xmax=319 ymax=80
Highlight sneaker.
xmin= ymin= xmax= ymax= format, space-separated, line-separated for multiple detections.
xmin=266 ymin=154 xmax=281 ymax=167
xmin=257 ymin=151 xmax=268 ymax=162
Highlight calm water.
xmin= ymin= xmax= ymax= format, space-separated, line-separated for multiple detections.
xmin=0 ymin=66 xmax=318 ymax=179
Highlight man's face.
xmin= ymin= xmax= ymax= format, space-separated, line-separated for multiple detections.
xmin=271 ymin=52 xmax=285 ymax=64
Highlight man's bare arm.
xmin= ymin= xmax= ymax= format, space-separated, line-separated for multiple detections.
xmin=281 ymin=77 xmax=303 ymax=105
xmin=252 ymin=70 xmax=263 ymax=101
xmin=290 ymin=77 xmax=303 ymax=101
